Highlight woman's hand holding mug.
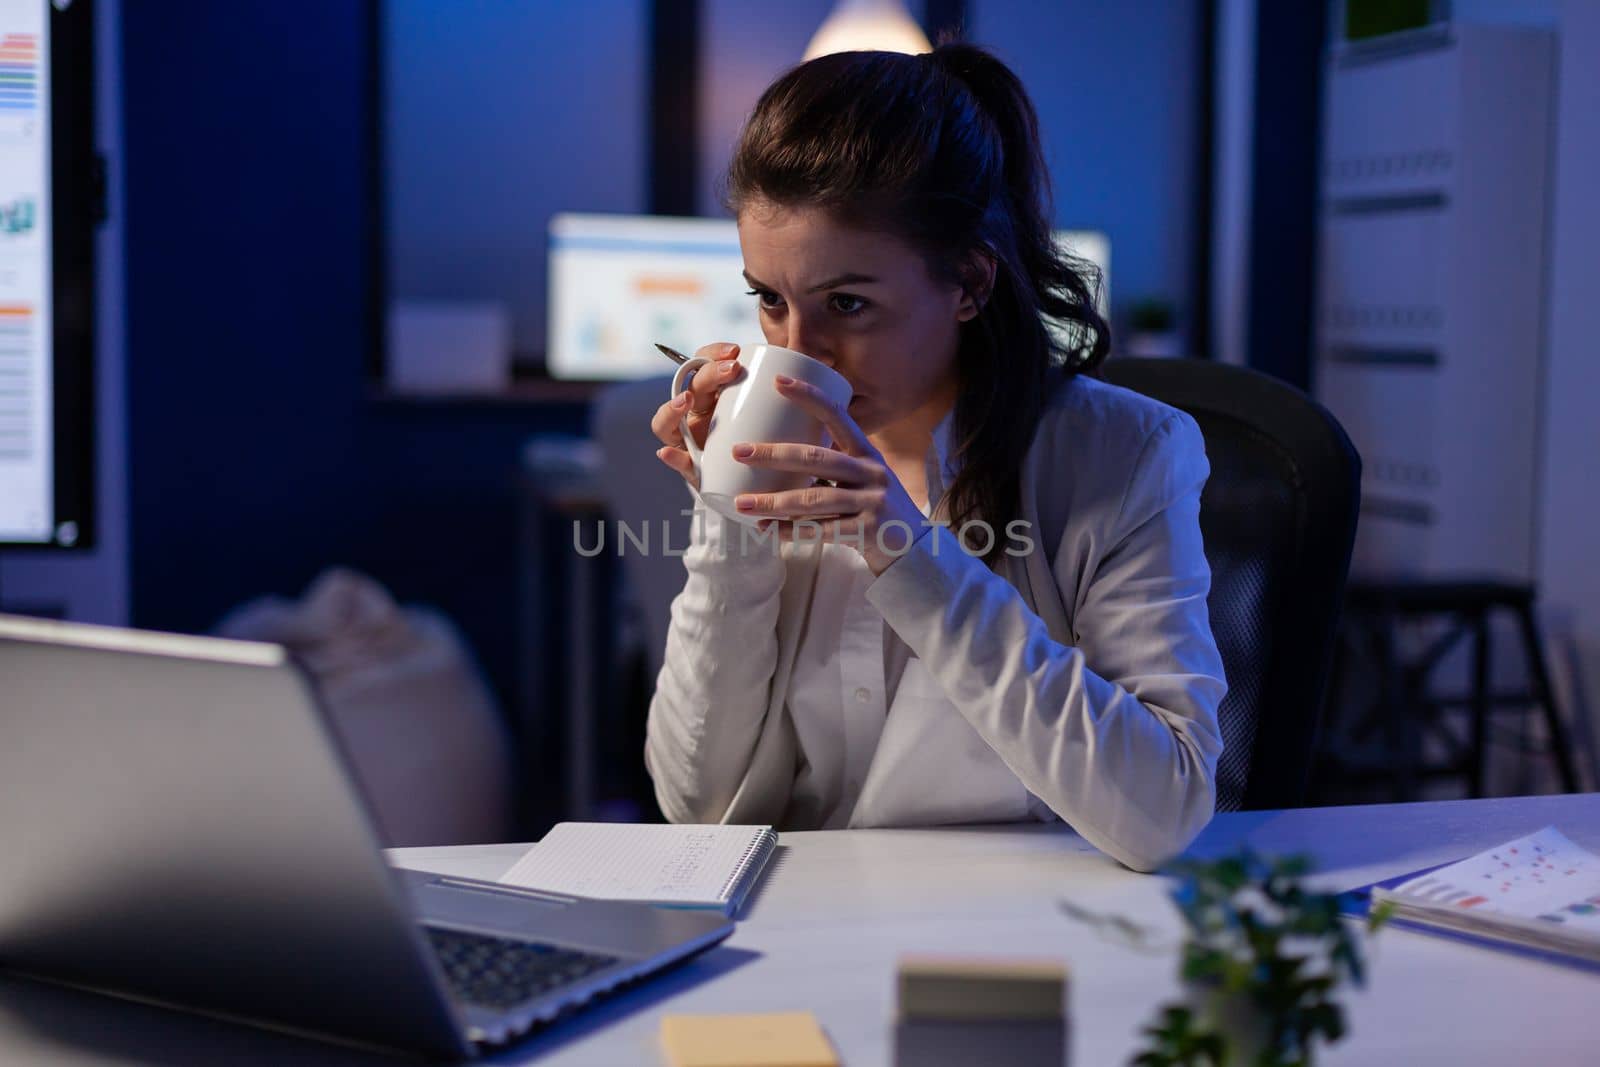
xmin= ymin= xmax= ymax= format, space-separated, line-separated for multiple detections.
xmin=651 ymin=341 xmax=743 ymax=490
xmin=648 ymin=341 xmax=926 ymax=573
xmin=652 ymin=343 xmax=852 ymax=523
xmin=727 ymin=374 xmax=927 ymax=575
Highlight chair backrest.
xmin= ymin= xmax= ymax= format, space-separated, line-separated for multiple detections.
xmin=1099 ymin=357 xmax=1361 ymax=811
xmin=592 ymin=376 xmax=696 ymax=683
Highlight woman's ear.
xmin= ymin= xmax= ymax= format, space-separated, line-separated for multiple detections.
xmin=955 ymin=249 xmax=998 ymax=322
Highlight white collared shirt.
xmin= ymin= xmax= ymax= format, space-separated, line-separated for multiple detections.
xmin=646 ymin=374 xmax=1228 ymax=870
xmin=787 ymin=415 xmax=1046 ymax=828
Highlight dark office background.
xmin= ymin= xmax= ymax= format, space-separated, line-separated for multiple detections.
xmin=97 ymin=0 xmax=1230 ymax=724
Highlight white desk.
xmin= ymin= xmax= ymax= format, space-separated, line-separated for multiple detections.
xmin=2 ymin=795 xmax=1598 ymax=1064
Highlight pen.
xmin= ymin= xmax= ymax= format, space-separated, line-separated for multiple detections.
xmin=654 ymin=343 xmax=690 ymax=365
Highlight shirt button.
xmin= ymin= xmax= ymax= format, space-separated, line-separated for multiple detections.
xmin=854 ymin=687 xmax=872 ymax=704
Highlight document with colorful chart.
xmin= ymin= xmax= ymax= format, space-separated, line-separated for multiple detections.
xmin=1371 ymin=827 xmax=1600 ymax=965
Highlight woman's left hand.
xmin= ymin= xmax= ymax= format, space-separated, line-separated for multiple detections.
xmin=731 ymin=374 xmax=929 ymax=575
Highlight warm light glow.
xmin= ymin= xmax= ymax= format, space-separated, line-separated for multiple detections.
xmin=803 ymin=0 xmax=933 ymax=61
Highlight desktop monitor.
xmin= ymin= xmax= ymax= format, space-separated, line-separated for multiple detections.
xmin=0 ymin=0 xmax=94 ymax=549
xmin=545 ymin=213 xmax=1110 ymax=382
xmin=546 ymin=213 xmax=753 ymax=382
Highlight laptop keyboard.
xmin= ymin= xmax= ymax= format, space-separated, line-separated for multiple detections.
xmin=425 ymin=926 xmax=618 ymax=1012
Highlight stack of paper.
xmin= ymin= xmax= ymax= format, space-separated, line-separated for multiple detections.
xmin=1372 ymin=826 xmax=1600 ymax=965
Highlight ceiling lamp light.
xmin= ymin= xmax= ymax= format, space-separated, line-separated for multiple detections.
xmin=803 ymin=0 xmax=933 ymax=61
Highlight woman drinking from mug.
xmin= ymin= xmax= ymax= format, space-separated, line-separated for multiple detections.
xmin=645 ymin=44 xmax=1226 ymax=872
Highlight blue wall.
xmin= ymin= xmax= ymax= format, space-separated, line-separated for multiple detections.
xmin=973 ymin=0 xmax=1202 ymax=327
xmin=122 ymin=3 xmax=583 ymax=728
xmin=387 ymin=1 xmax=1202 ymax=343
xmin=385 ymin=0 xmax=647 ymax=355
xmin=697 ymin=0 xmax=838 ymax=217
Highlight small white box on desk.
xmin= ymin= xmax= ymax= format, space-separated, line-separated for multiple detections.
xmin=893 ymin=955 xmax=1070 ymax=1067
xmin=895 ymin=1017 xmax=1067 ymax=1067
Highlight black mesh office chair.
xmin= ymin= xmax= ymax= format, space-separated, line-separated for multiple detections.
xmin=1100 ymin=357 xmax=1362 ymax=811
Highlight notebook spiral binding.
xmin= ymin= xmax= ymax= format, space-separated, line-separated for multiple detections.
xmin=717 ymin=828 xmax=779 ymax=913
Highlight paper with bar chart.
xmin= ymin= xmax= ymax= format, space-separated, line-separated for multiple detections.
xmin=0 ymin=0 xmax=50 ymax=541
xmin=1372 ymin=827 xmax=1600 ymax=967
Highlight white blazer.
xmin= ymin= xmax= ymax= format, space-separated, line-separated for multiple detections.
xmin=645 ymin=372 xmax=1228 ymax=872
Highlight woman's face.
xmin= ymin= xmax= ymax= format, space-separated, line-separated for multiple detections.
xmin=736 ymin=200 xmax=979 ymax=435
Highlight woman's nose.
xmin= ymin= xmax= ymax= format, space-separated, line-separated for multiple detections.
xmin=784 ymin=317 xmax=834 ymax=365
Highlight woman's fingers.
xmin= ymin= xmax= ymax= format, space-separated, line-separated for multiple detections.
xmin=773 ymin=375 xmax=873 ymax=457
xmin=654 ymin=343 xmax=742 ymax=450
xmin=650 ymin=396 xmax=690 ymax=447
xmin=693 ymin=341 xmax=742 ymax=362
xmin=688 ymin=343 xmax=741 ymax=414
xmin=731 ymin=441 xmax=880 ymax=486
xmin=655 ymin=445 xmax=699 ymax=489
xmin=734 ymin=484 xmax=873 ymax=519
xmin=756 ymin=517 xmax=921 ymax=553
xmin=676 ymin=343 xmax=742 ymax=446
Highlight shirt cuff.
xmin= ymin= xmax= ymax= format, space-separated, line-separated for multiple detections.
xmin=683 ymin=489 xmax=788 ymax=571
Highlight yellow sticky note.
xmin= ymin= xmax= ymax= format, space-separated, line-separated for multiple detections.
xmin=660 ymin=1011 xmax=839 ymax=1067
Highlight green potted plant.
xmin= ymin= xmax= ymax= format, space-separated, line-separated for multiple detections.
xmin=1059 ymin=851 xmax=1391 ymax=1065
xmin=1131 ymin=852 xmax=1392 ymax=1067
xmin=1124 ymin=298 xmax=1182 ymax=359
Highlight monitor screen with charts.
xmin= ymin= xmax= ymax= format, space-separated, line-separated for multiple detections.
xmin=0 ymin=0 xmax=94 ymax=549
xmin=545 ymin=212 xmax=1110 ymax=382
xmin=547 ymin=213 xmax=753 ymax=381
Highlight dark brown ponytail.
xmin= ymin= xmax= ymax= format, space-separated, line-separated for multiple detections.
xmin=725 ymin=43 xmax=1110 ymax=562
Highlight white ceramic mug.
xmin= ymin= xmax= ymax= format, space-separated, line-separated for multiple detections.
xmin=670 ymin=344 xmax=853 ymax=524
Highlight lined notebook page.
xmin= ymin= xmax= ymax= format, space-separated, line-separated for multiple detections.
xmin=499 ymin=823 xmax=773 ymax=907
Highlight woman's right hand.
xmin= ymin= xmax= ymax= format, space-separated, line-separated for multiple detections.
xmin=651 ymin=342 xmax=742 ymax=489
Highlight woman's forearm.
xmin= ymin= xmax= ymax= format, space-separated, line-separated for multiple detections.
xmin=865 ymin=416 xmax=1227 ymax=871
xmin=645 ymin=506 xmax=788 ymax=823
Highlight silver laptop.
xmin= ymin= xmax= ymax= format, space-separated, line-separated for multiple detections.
xmin=0 ymin=614 xmax=734 ymax=1059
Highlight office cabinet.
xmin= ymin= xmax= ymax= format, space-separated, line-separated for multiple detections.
xmin=1315 ymin=25 xmax=1555 ymax=581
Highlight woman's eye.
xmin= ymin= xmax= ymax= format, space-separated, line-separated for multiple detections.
xmin=746 ymin=288 xmax=785 ymax=311
xmin=829 ymin=293 xmax=868 ymax=315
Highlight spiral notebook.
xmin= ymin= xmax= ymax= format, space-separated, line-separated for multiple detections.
xmin=499 ymin=823 xmax=779 ymax=917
